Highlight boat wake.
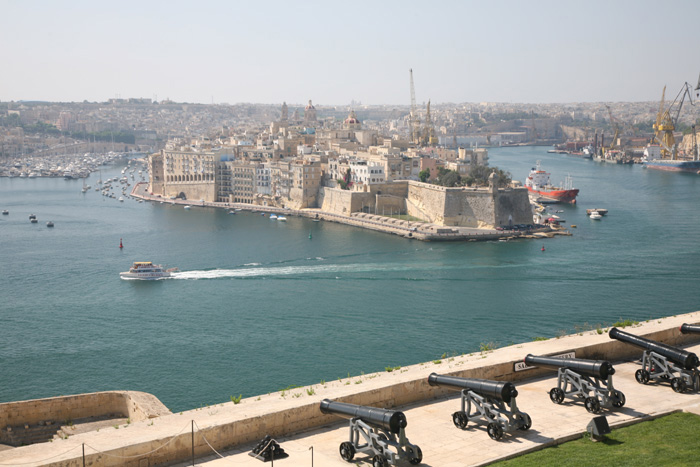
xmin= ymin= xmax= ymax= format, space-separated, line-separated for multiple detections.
xmin=171 ymin=262 xmax=421 ymax=280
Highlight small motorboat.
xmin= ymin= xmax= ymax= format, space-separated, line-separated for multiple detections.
xmin=228 ymin=210 xmax=236 ymax=215
xmin=2 ymin=210 xmax=8 ymax=215
xmin=184 ymin=205 xmax=191 ymax=210
xmin=269 ymin=214 xmax=278 ymax=220
xmin=30 ymin=218 xmax=38 ymax=224
xmin=586 ymin=208 xmax=608 ymax=216
xmin=46 ymin=221 xmax=54 ymax=227
xmin=119 ymin=197 xmax=124 ymax=202
xmin=29 ymin=214 xmax=36 ymax=220
xmin=277 ymin=216 xmax=287 ymax=222
xmin=590 ymin=211 xmax=603 ymax=220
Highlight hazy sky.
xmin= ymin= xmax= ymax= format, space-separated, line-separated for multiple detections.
xmin=2 ymin=0 xmax=699 ymax=105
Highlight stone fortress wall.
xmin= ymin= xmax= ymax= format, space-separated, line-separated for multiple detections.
xmin=321 ymin=180 xmax=532 ymax=228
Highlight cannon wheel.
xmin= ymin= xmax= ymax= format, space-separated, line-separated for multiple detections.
xmin=635 ymin=369 xmax=650 ymax=384
xmin=339 ymin=442 xmax=355 ymax=462
xmin=671 ymin=377 xmax=686 ymax=393
xmin=487 ymin=422 xmax=504 ymax=441
xmin=518 ymin=413 xmax=532 ymax=431
xmin=584 ymin=397 xmax=601 ymax=414
xmin=372 ymin=454 xmax=389 ymax=467
xmin=452 ymin=411 xmax=468 ymax=429
xmin=549 ymin=388 xmax=565 ymax=404
xmin=407 ymin=445 xmax=423 ymax=465
xmin=612 ymin=390 xmax=626 ymax=408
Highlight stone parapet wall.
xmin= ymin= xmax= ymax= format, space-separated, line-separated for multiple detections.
xmin=0 ymin=391 xmax=171 ymax=431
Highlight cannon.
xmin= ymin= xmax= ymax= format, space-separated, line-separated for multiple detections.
xmin=524 ymin=354 xmax=625 ymax=413
xmin=427 ymin=373 xmax=531 ymax=441
xmin=320 ymin=399 xmax=422 ymax=467
xmin=609 ymin=327 xmax=700 ymax=392
xmin=681 ymin=323 xmax=700 ymax=335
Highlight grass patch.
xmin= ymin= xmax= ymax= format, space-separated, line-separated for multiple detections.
xmin=611 ymin=319 xmax=639 ymax=328
xmin=494 ymin=412 xmax=700 ymax=466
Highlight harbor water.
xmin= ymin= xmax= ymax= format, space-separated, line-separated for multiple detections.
xmin=2 ymin=146 xmax=700 ymax=412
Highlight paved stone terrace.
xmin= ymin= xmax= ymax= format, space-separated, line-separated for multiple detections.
xmin=175 ymin=342 xmax=700 ymax=466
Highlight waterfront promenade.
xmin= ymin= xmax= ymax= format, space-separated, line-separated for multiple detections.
xmin=129 ymin=182 xmax=562 ymax=242
xmin=2 ymin=313 xmax=699 ymax=466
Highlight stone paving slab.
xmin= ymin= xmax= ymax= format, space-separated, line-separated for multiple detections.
xmin=178 ymin=342 xmax=700 ymax=467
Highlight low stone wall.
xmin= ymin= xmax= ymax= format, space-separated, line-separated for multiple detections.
xmin=0 ymin=391 xmax=171 ymax=430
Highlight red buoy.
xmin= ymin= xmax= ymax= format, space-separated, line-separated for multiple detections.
xmin=119 ymin=238 xmax=123 ymax=249
xmin=541 ymin=245 xmax=545 ymax=252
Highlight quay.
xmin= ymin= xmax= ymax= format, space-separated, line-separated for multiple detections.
xmin=1 ymin=312 xmax=699 ymax=466
xmin=129 ymin=182 xmax=566 ymax=242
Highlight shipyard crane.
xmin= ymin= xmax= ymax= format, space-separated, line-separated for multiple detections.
xmin=409 ymin=69 xmax=420 ymax=145
xmin=654 ymin=82 xmax=695 ymax=159
xmin=605 ymin=105 xmax=621 ymax=150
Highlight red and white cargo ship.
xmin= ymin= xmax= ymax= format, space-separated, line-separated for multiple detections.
xmin=525 ymin=161 xmax=579 ymax=204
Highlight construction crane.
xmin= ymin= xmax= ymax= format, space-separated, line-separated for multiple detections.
xmin=654 ymin=82 xmax=695 ymax=159
xmin=409 ymin=69 xmax=420 ymax=145
xmin=605 ymin=105 xmax=620 ymax=150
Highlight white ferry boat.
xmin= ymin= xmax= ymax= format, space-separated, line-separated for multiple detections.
xmin=120 ymin=261 xmax=177 ymax=280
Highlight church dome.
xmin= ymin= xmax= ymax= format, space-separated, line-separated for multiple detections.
xmin=344 ymin=110 xmax=360 ymax=125
xmin=305 ymin=100 xmax=315 ymax=110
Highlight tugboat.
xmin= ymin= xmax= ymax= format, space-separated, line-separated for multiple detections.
xmin=525 ymin=161 xmax=579 ymax=204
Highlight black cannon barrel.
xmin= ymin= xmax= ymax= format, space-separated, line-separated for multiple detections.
xmin=319 ymin=399 xmax=407 ymax=434
xmin=681 ymin=323 xmax=700 ymax=334
xmin=609 ymin=327 xmax=699 ymax=370
xmin=427 ymin=373 xmax=518 ymax=403
xmin=524 ymin=354 xmax=615 ymax=380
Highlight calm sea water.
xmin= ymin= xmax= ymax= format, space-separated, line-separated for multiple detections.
xmin=2 ymin=147 xmax=700 ymax=412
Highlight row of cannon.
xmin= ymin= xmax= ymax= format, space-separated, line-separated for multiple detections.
xmin=319 ymin=324 xmax=700 ymax=467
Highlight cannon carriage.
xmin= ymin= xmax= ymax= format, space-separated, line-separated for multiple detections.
xmin=427 ymin=373 xmax=531 ymax=441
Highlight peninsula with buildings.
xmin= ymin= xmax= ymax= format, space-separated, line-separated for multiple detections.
xmin=144 ymin=101 xmax=537 ymax=240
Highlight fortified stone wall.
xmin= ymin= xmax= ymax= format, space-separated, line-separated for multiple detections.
xmin=375 ymin=195 xmax=406 ymax=214
xmin=0 ymin=391 xmax=171 ymax=431
xmin=319 ymin=187 xmax=374 ymax=215
xmin=406 ymin=182 xmax=532 ymax=227
xmin=162 ymin=181 xmax=216 ymax=202
xmin=369 ymin=182 xmax=409 ymax=199
xmin=495 ymin=187 xmax=532 ymax=226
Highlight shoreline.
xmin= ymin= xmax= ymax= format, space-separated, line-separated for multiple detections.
xmin=130 ymin=182 xmax=567 ymax=242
